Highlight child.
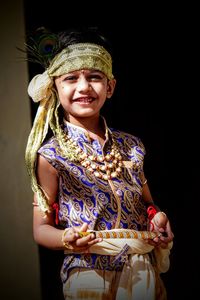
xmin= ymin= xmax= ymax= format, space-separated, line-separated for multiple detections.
xmin=25 ymin=27 xmax=174 ymax=300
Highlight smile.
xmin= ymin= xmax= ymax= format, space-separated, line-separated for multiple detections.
xmin=73 ymin=97 xmax=94 ymax=103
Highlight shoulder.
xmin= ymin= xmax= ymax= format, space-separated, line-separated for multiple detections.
xmin=38 ymin=136 xmax=59 ymax=152
xmin=38 ymin=136 xmax=60 ymax=161
xmin=110 ymin=128 xmax=145 ymax=150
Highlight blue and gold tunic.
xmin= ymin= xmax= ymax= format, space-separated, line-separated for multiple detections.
xmin=38 ymin=119 xmax=148 ymax=282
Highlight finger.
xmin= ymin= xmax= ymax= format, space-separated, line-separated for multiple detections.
xmin=152 ymin=236 xmax=161 ymax=243
xmin=75 ymin=233 xmax=96 ymax=246
xmin=158 ymin=227 xmax=165 ymax=233
xmin=146 ymin=239 xmax=156 ymax=246
xmin=160 ymin=227 xmax=174 ymax=242
xmin=79 ymin=223 xmax=89 ymax=232
xmin=88 ymin=238 xmax=102 ymax=246
xmin=148 ymin=239 xmax=161 ymax=247
xmin=64 ymin=228 xmax=79 ymax=241
xmin=160 ymin=235 xmax=173 ymax=244
xmin=165 ymin=222 xmax=174 ymax=239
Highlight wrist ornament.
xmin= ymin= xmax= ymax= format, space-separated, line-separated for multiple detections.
xmin=147 ymin=204 xmax=166 ymax=219
xmin=61 ymin=228 xmax=73 ymax=250
xmin=147 ymin=204 xmax=160 ymax=231
xmin=147 ymin=204 xmax=159 ymax=220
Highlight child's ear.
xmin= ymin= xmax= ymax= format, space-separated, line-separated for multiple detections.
xmin=107 ymin=79 xmax=116 ymax=98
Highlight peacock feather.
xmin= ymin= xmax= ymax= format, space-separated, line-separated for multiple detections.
xmin=19 ymin=27 xmax=60 ymax=69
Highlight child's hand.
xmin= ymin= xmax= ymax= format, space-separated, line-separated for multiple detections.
xmin=152 ymin=211 xmax=168 ymax=231
xmin=62 ymin=223 xmax=102 ymax=252
xmin=149 ymin=212 xmax=174 ymax=248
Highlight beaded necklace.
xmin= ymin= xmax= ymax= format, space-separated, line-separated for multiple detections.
xmin=58 ymin=126 xmax=123 ymax=181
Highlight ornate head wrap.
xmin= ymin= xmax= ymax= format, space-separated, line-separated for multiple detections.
xmin=49 ymin=43 xmax=113 ymax=79
xmin=26 ymin=43 xmax=114 ymax=214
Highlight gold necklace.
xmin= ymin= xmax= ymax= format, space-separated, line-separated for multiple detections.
xmin=59 ymin=128 xmax=123 ymax=180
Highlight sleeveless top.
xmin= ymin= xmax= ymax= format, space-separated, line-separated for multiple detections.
xmin=38 ymin=118 xmax=148 ymax=282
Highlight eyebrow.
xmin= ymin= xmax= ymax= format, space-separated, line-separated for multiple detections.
xmin=68 ymin=69 xmax=104 ymax=75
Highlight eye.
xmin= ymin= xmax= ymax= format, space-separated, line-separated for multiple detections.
xmin=62 ymin=75 xmax=78 ymax=81
xmin=88 ymin=74 xmax=104 ymax=81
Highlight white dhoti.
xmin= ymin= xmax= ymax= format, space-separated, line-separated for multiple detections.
xmin=63 ymin=230 xmax=173 ymax=300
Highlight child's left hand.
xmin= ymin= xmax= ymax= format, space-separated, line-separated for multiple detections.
xmin=148 ymin=212 xmax=174 ymax=248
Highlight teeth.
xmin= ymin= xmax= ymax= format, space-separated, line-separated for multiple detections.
xmin=76 ymin=98 xmax=93 ymax=103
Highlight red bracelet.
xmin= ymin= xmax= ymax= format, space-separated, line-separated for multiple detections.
xmin=52 ymin=202 xmax=59 ymax=225
xmin=147 ymin=205 xmax=158 ymax=231
xmin=147 ymin=205 xmax=158 ymax=220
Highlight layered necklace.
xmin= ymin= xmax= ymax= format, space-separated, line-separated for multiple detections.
xmin=58 ymin=126 xmax=123 ymax=181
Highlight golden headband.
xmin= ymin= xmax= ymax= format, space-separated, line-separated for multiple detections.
xmin=48 ymin=43 xmax=114 ymax=80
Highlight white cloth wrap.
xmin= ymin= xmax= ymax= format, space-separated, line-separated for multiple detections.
xmin=27 ymin=70 xmax=53 ymax=103
xmin=64 ymin=234 xmax=173 ymax=274
xmin=92 ymin=238 xmax=173 ymax=273
xmin=64 ymin=236 xmax=173 ymax=300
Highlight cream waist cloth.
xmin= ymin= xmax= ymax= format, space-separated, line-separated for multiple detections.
xmin=63 ymin=229 xmax=173 ymax=299
xmin=64 ymin=229 xmax=173 ymax=273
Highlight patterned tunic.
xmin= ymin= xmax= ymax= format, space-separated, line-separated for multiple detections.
xmin=38 ymin=119 xmax=148 ymax=283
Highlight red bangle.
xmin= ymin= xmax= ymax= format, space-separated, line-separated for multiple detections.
xmin=147 ymin=205 xmax=158 ymax=220
xmin=147 ymin=205 xmax=158 ymax=231
xmin=52 ymin=202 xmax=59 ymax=225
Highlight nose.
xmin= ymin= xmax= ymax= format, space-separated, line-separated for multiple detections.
xmin=76 ymin=76 xmax=91 ymax=92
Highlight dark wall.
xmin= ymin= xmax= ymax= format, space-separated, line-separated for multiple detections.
xmin=24 ymin=1 xmax=198 ymax=299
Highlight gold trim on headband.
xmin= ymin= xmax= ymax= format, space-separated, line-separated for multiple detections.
xmin=48 ymin=43 xmax=114 ymax=80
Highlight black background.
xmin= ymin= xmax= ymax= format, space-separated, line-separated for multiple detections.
xmin=24 ymin=1 xmax=198 ymax=299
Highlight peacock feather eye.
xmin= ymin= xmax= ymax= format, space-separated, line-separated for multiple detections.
xmin=37 ymin=34 xmax=58 ymax=56
xmin=24 ymin=27 xmax=60 ymax=68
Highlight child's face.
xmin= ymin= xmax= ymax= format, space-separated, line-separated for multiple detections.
xmin=54 ymin=69 xmax=116 ymax=120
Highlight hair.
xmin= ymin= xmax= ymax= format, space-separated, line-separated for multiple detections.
xmin=25 ymin=26 xmax=114 ymax=214
xmin=25 ymin=26 xmax=114 ymax=70
xmin=56 ymin=26 xmax=113 ymax=58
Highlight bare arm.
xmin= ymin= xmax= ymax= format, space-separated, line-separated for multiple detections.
xmin=33 ymin=154 xmax=63 ymax=249
xmin=141 ymin=173 xmax=174 ymax=247
xmin=142 ymin=181 xmax=154 ymax=204
xmin=33 ymin=154 xmax=101 ymax=251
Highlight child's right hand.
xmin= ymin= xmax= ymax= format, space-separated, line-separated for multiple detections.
xmin=62 ymin=223 xmax=102 ymax=252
